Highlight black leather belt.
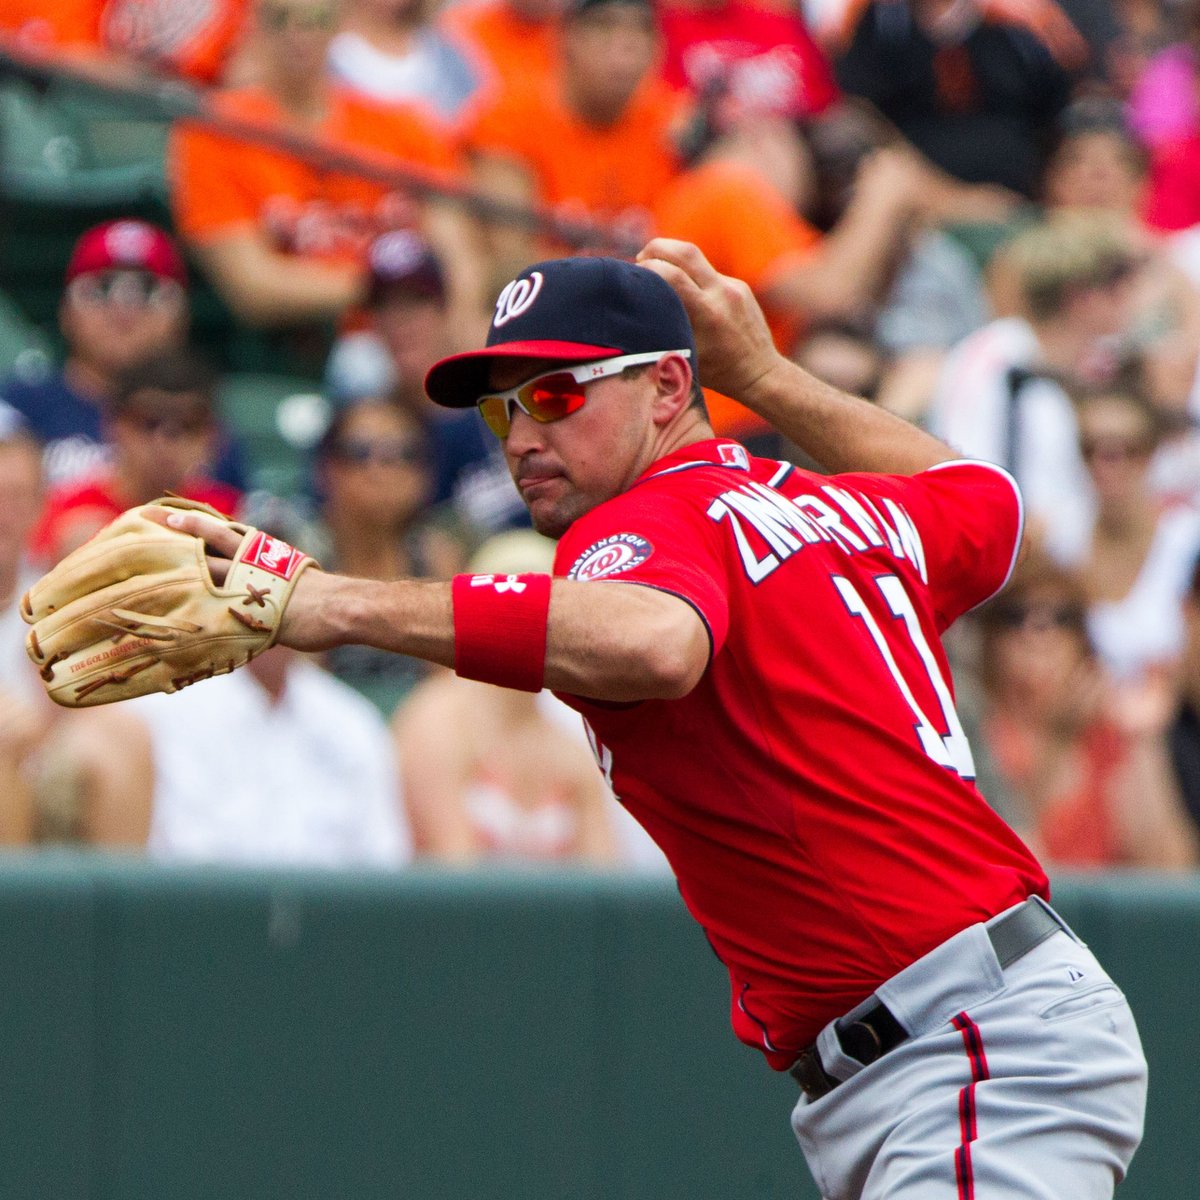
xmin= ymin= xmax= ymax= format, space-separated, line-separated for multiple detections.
xmin=789 ymin=899 xmax=1062 ymax=1101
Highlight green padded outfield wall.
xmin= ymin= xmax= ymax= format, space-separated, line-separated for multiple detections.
xmin=0 ymin=856 xmax=1195 ymax=1200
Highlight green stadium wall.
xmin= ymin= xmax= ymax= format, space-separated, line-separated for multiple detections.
xmin=0 ymin=856 xmax=1194 ymax=1199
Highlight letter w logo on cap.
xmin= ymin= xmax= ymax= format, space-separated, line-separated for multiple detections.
xmin=493 ymin=272 xmax=544 ymax=327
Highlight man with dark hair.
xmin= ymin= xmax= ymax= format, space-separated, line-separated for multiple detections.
xmin=31 ymin=348 xmax=240 ymax=564
xmin=119 ymin=241 xmax=1146 ymax=1199
xmin=464 ymin=0 xmax=683 ymax=278
xmin=326 ymin=229 xmax=528 ymax=536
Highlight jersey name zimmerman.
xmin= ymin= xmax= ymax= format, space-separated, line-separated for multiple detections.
xmin=707 ymin=478 xmax=926 ymax=584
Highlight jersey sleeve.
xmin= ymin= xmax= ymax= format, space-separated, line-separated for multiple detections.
xmin=834 ymin=459 xmax=1024 ymax=629
xmin=553 ymin=477 xmax=733 ymax=657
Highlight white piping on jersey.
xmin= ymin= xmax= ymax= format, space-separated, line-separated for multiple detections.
xmin=645 ymin=460 xmax=721 ymax=479
xmin=924 ymin=458 xmax=1026 ymax=608
xmin=645 ymin=446 xmax=753 ymax=481
xmin=768 ymin=461 xmax=794 ymax=487
xmin=738 ymin=984 xmax=779 ymax=1052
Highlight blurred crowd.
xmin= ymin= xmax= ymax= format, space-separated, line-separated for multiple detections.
xmin=3 ymin=0 xmax=1200 ymax=873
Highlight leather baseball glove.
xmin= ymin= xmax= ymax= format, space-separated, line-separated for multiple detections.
xmin=23 ymin=496 xmax=317 ymax=708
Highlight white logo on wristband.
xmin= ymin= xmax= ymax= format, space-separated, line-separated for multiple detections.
xmin=470 ymin=573 xmax=527 ymax=594
xmin=492 ymin=272 xmax=544 ymax=327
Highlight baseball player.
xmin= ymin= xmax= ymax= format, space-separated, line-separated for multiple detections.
xmin=25 ymin=241 xmax=1147 ymax=1199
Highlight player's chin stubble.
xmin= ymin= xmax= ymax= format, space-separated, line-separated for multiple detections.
xmin=522 ymin=479 xmax=597 ymax=540
xmin=528 ymin=500 xmax=580 ymax=541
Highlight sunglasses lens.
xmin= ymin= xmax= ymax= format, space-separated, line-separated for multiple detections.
xmin=522 ymin=374 xmax=588 ymax=423
xmin=478 ymin=396 xmax=511 ymax=438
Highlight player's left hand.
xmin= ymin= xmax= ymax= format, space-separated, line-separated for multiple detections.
xmin=22 ymin=498 xmax=319 ymax=708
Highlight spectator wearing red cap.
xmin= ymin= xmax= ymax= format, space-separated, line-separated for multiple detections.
xmin=0 ymin=220 xmax=245 ymax=494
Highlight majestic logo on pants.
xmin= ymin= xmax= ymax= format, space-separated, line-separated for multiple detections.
xmin=568 ymin=533 xmax=653 ymax=581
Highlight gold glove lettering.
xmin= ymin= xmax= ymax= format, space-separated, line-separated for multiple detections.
xmin=70 ymin=637 xmax=159 ymax=674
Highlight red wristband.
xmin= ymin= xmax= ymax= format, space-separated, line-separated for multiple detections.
xmin=452 ymin=571 xmax=552 ymax=693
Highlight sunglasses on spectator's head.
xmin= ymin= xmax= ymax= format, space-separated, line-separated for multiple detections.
xmin=330 ymin=436 xmax=427 ymax=468
xmin=259 ymin=2 xmax=337 ymax=31
xmin=476 ymin=350 xmax=690 ymax=439
xmin=68 ymin=271 xmax=181 ymax=310
xmin=990 ymin=602 xmax=1084 ymax=632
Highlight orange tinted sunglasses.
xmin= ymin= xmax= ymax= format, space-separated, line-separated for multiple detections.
xmin=476 ymin=350 xmax=691 ymax=438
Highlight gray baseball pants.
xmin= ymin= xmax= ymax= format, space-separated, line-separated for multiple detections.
xmin=790 ymin=899 xmax=1148 ymax=1200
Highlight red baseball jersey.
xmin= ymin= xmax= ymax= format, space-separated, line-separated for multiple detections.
xmin=552 ymin=439 xmax=1047 ymax=1069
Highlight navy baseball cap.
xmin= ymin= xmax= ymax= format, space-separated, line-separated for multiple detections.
xmin=424 ymin=256 xmax=697 ymax=407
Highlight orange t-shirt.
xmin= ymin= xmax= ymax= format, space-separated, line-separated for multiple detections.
xmin=170 ymin=86 xmax=462 ymax=264
xmin=987 ymin=715 xmax=1124 ymax=868
xmin=0 ymin=0 xmax=103 ymax=48
xmin=1 ymin=0 xmax=249 ymax=84
xmin=101 ymin=0 xmax=251 ymax=84
xmin=465 ymin=70 xmax=685 ymax=246
xmin=437 ymin=0 xmax=559 ymax=106
xmin=654 ymin=158 xmax=821 ymax=436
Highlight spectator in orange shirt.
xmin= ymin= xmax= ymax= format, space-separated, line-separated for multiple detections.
xmin=170 ymin=0 xmax=486 ymax=335
xmin=464 ymin=0 xmax=686 ymax=280
xmin=101 ymin=0 xmax=253 ymax=83
xmin=654 ymin=114 xmax=932 ymax=438
xmin=437 ymin=0 xmax=562 ymax=109
xmin=1 ymin=0 xmax=251 ymax=86
xmin=0 ymin=0 xmax=102 ymax=52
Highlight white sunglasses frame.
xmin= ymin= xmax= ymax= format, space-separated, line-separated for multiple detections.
xmin=477 ymin=348 xmax=693 ymax=435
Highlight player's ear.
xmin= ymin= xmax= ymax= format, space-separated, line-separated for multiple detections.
xmin=649 ymin=353 xmax=693 ymax=426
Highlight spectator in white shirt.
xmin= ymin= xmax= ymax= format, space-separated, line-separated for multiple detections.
xmin=930 ymin=213 xmax=1142 ymax=563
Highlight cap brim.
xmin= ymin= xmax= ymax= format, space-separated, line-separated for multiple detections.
xmin=424 ymin=340 xmax=621 ymax=408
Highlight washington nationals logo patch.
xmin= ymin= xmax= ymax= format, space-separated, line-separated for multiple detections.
xmin=568 ymin=534 xmax=653 ymax=581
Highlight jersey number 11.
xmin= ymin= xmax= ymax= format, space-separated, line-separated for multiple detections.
xmin=833 ymin=573 xmax=976 ymax=780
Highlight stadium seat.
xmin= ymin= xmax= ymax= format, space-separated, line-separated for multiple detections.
xmin=218 ymin=373 xmax=332 ymax=499
xmin=0 ymin=289 xmax=52 ymax=382
xmin=0 ymin=77 xmax=165 ymax=205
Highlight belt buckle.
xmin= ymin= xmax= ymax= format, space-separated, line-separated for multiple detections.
xmin=789 ymin=1046 xmax=838 ymax=1101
